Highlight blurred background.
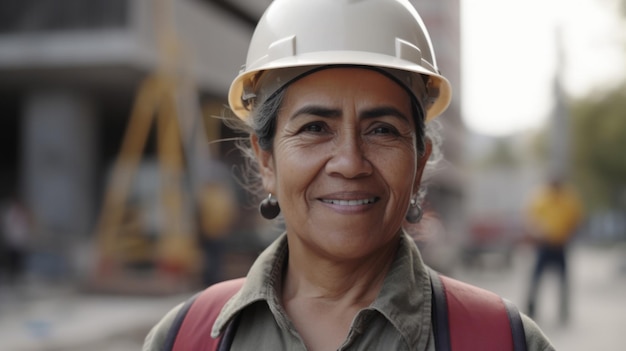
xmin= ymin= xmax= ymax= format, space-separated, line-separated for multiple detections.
xmin=0 ymin=0 xmax=624 ymax=350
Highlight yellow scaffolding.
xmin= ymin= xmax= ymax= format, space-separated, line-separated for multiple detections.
xmin=89 ymin=0 xmax=204 ymax=294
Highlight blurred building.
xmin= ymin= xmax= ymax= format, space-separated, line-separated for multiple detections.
xmin=0 ymin=0 xmax=257 ymax=286
xmin=0 ymin=0 xmax=465 ymax=287
xmin=410 ymin=0 xmax=466 ymax=273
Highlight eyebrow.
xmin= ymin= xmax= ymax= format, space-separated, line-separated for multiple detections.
xmin=290 ymin=105 xmax=410 ymax=124
xmin=360 ymin=106 xmax=411 ymax=124
xmin=290 ymin=105 xmax=342 ymax=120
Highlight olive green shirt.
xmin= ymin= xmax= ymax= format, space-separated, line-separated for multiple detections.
xmin=143 ymin=232 xmax=555 ymax=350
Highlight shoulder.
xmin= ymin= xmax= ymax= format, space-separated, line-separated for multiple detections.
xmin=142 ymin=278 xmax=246 ymax=351
xmin=520 ymin=313 xmax=556 ymax=351
xmin=433 ymin=273 xmax=555 ymax=351
xmin=142 ymin=302 xmax=185 ymax=351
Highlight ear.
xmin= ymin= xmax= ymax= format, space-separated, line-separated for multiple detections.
xmin=413 ymin=140 xmax=432 ymax=193
xmin=250 ymin=134 xmax=276 ymax=193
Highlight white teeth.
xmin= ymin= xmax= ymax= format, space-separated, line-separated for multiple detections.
xmin=322 ymin=198 xmax=376 ymax=206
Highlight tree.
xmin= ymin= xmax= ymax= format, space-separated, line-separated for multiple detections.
xmin=570 ymin=0 xmax=626 ymax=212
xmin=571 ymin=84 xmax=626 ymax=211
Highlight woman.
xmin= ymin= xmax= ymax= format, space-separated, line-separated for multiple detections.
xmin=144 ymin=0 xmax=555 ymax=350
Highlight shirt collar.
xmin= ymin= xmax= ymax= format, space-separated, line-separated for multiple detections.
xmin=212 ymin=233 xmax=288 ymax=337
xmin=371 ymin=232 xmax=433 ymax=347
xmin=212 ymin=231 xmax=433 ymax=347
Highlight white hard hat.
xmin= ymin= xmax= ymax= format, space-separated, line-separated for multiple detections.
xmin=228 ymin=0 xmax=452 ymax=122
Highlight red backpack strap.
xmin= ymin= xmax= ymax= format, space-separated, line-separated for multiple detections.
xmin=430 ymin=271 xmax=527 ymax=351
xmin=165 ymin=278 xmax=245 ymax=351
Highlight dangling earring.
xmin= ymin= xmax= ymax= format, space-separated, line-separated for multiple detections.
xmin=259 ymin=193 xmax=280 ymax=219
xmin=405 ymin=197 xmax=423 ymax=223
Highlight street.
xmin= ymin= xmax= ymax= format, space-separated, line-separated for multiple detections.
xmin=456 ymin=243 xmax=626 ymax=351
xmin=1 ymin=243 xmax=624 ymax=350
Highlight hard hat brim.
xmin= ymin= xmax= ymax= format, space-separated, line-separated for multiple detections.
xmin=228 ymin=51 xmax=452 ymax=123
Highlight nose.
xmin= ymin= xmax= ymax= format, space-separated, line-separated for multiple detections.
xmin=325 ymin=130 xmax=373 ymax=179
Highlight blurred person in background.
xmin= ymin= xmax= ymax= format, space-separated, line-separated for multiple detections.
xmin=144 ymin=0 xmax=554 ymax=350
xmin=0 ymin=193 xmax=32 ymax=285
xmin=525 ymin=175 xmax=583 ymax=324
xmin=196 ymin=160 xmax=239 ymax=287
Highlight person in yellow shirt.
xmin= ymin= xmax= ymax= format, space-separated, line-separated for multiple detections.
xmin=525 ymin=176 xmax=583 ymax=324
xmin=196 ymin=162 xmax=239 ymax=287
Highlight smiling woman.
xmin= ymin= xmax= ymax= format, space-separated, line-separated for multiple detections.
xmin=143 ymin=1 xmax=555 ymax=350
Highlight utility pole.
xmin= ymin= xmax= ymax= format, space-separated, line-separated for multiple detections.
xmin=549 ymin=25 xmax=570 ymax=178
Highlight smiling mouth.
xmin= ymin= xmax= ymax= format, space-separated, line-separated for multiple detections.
xmin=320 ymin=198 xmax=378 ymax=206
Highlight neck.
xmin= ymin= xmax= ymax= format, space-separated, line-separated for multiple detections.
xmin=282 ymin=235 xmax=400 ymax=304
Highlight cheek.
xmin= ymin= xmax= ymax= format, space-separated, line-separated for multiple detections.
xmin=373 ymin=144 xmax=417 ymax=175
xmin=376 ymin=149 xmax=418 ymax=197
xmin=273 ymin=142 xmax=328 ymax=192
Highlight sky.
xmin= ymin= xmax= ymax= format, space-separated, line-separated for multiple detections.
xmin=461 ymin=0 xmax=625 ymax=136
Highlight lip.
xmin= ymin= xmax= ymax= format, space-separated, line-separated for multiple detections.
xmin=317 ymin=192 xmax=380 ymax=212
xmin=320 ymin=198 xmax=377 ymax=206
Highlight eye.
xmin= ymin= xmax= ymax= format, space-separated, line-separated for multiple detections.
xmin=370 ymin=124 xmax=399 ymax=136
xmin=299 ymin=122 xmax=326 ymax=133
xmin=373 ymin=126 xmax=391 ymax=134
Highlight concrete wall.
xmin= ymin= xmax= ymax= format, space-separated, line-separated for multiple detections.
xmin=0 ymin=0 xmax=252 ymax=93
